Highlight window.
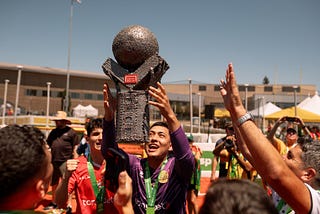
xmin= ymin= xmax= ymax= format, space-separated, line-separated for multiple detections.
xmin=84 ymin=93 xmax=93 ymax=100
xmin=239 ymin=85 xmax=255 ymax=92
xmin=214 ymin=85 xmax=220 ymax=91
xmin=71 ymin=92 xmax=80 ymax=99
xmin=282 ymin=86 xmax=300 ymax=93
xmin=50 ymin=91 xmax=59 ymax=98
xmin=57 ymin=92 xmax=64 ymax=98
xmin=26 ymin=89 xmax=37 ymax=96
xmin=97 ymin=94 xmax=103 ymax=100
xmin=199 ymin=85 xmax=207 ymax=91
xmin=264 ymin=86 xmax=273 ymax=92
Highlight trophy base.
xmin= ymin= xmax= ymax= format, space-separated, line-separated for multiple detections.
xmin=116 ymin=90 xmax=150 ymax=144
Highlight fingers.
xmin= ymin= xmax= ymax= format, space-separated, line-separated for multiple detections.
xmin=149 ymin=83 xmax=165 ymax=99
xmin=66 ymin=159 xmax=79 ymax=171
xmin=104 ymin=82 xmax=116 ymax=121
xmin=103 ymin=83 xmax=111 ymax=107
xmin=148 ymin=82 xmax=167 ymax=107
xmin=114 ymin=171 xmax=132 ymax=207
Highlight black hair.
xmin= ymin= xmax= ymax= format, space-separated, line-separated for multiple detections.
xmin=86 ymin=118 xmax=103 ymax=137
xmin=199 ymin=179 xmax=278 ymax=214
xmin=0 ymin=125 xmax=47 ymax=199
xmin=150 ymin=121 xmax=169 ymax=130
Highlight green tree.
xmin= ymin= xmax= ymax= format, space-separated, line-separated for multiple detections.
xmin=263 ymin=76 xmax=270 ymax=85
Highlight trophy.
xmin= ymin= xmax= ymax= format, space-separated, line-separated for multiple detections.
xmin=102 ymin=25 xmax=169 ymax=144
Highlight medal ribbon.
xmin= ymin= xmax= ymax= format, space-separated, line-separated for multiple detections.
xmin=87 ymin=155 xmax=105 ymax=213
xmin=144 ymin=157 xmax=168 ymax=214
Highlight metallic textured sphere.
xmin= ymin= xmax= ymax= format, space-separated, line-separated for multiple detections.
xmin=112 ymin=25 xmax=159 ymax=71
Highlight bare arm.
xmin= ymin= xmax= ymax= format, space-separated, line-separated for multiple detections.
xmin=295 ymin=116 xmax=312 ymax=137
xmin=55 ymin=159 xmax=79 ymax=208
xmin=210 ymin=156 xmax=219 ymax=181
xmin=266 ymin=117 xmax=285 ymax=146
xmin=220 ymin=63 xmax=311 ymax=213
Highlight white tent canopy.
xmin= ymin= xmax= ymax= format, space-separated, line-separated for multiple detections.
xmin=85 ymin=104 xmax=98 ymax=117
xmin=298 ymin=96 xmax=311 ymax=108
xmin=299 ymin=91 xmax=320 ymax=115
xmin=249 ymin=102 xmax=282 ymax=117
xmin=73 ymin=104 xmax=98 ymax=118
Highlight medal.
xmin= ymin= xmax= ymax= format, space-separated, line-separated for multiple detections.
xmin=158 ymin=170 xmax=169 ymax=183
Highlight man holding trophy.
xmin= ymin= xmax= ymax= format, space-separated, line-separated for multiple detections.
xmin=101 ymin=25 xmax=195 ymax=214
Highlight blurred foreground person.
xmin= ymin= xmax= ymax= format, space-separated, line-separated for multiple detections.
xmin=219 ymin=63 xmax=320 ymax=213
xmin=199 ymin=179 xmax=277 ymax=214
xmin=0 ymin=125 xmax=53 ymax=212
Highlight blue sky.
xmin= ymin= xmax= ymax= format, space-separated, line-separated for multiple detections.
xmin=1 ymin=0 xmax=319 ymax=91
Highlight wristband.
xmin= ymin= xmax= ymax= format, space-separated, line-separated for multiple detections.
xmin=236 ymin=113 xmax=254 ymax=127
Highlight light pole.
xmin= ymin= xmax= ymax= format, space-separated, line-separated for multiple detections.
xmin=14 ymin=65 xmax=23 ymax=123
xmin=46 ymin=82 xmax=52 ymax=137
xmin=189 ymin=79 xmax=193 ymax=134
xmin=197 ymin=93 xmax=201 ymax=133
xmin=2 ymin=79 xmax=9 ymax=126
xmin=64 ymin=0 xmax=80 ymax=114
xmin=293 ymin=85 xmax=298 ymax=116
xmin=244 ymin=84 xmax=249 ymax=111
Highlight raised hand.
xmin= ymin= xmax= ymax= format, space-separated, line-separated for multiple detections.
xmin=219 ymin=63 xmax=246 ymax=120
xmin=65 ymin=159 xmax=80 ymax=178
xmin=103 ymin=83 xmax=117 ymax=121
xmin=148 ymin=82 xmax=180 ymax=132
xmin=114 ymin=171 xmax=133 ymax=214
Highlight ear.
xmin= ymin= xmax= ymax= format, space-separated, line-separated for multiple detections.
xmin=36 ymin=179 xmax=46 ymax=199
xmin=301 ymin=167 xmax=316 ymax=183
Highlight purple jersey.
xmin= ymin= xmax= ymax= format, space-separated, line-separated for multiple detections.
xmin=102 ymin=120 xmax=195 ymax=214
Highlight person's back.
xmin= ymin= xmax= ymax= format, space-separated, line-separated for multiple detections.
xmin=0 ymin=125 xmax=53 ymax=211
xmin=199 ymin=179 xmax=278 ymax=214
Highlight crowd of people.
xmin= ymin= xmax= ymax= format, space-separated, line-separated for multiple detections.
xmin=1 ymin=63 xmax=320 ymax=214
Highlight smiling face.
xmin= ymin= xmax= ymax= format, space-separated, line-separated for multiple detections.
xmin=145 ymin=125 xmax=171 ymax=161
xmin=87 ymin=127 xmax=103 ymax=155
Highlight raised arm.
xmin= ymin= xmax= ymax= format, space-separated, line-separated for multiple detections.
xmin=219 ymin=63 xmax=311 ymax=213
xmin=148 ymin=82 xmax=194 ymax=179
xmin=55 ymin=159 xmax=79 ymax=208
xmin=266 ymin=116 xmax=285 ymax=145
xmin=102 ymin=83 xmax=118 ymax=160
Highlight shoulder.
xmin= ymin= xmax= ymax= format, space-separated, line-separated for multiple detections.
xmin=305 ymin=184 xmax=320 ymax=213
xmin=73 ymin=156 xmax=88 ymax=168
xmin=66 ymin=126 xmax=76 ymax=133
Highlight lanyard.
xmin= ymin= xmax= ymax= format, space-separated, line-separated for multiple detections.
xmin=87 ymin=155 xmax=105 ymax=213
xmin=144 ymin=157 xmax=168 ymax=213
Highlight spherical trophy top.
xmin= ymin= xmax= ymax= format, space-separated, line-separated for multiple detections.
xmin=112 ymin=25 xmax=159 ymax=71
